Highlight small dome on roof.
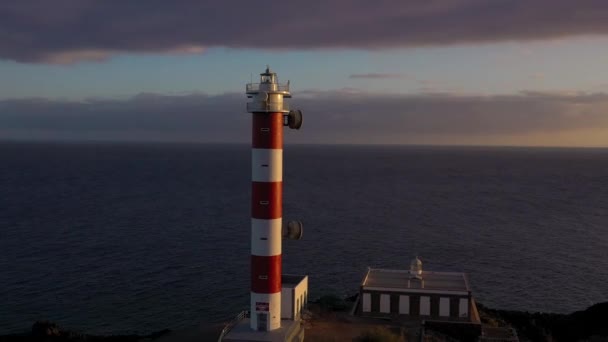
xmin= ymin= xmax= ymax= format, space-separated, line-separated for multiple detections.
xmin=410 ymin=256 xmax=423 ymax=278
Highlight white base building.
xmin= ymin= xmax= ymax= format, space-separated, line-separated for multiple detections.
xmin=222 ymin=275 xmax=308 ymax=342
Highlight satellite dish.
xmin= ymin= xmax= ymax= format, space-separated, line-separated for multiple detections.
xmin=283 ymin=220 xmax=303 ymax=240
xmin=287 ymin=110 xmax=303 ymax=130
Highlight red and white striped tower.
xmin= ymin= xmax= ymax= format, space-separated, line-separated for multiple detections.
xmin=246 ymin=67 xmax=301 ymax=331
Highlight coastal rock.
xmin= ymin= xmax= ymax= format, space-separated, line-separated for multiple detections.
xmin=479 ymin=302 xmax=608 ymax=341
xmin=31 ymin=321 xmax=62 ymax=337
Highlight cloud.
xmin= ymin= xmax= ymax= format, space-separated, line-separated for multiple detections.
xmin=36 ymin=46 xmax=206 ymax=65
xmin=2 ymin=0 xmax=608 ymax=63
xmin=2 ymin=90 xmax=608 ymax=146
xmin=349 ymin=73 xmax=409 ymax=79
xmin=529 ymin=73 xmax=545 ymax=80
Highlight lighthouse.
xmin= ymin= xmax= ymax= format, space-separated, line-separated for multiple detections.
xmin=246 ymin=66 xmax=304 ymax=332
xmin=221 ymin=67 xmax=307 ymax=341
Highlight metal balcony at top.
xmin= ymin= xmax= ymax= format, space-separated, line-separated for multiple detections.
xmin=246 ymin=101 xmax=290 ymax=113
xmin=246 ymin=82 xmax=291 ymax=94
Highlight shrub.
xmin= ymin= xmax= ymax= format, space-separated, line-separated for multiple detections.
xmin=317 ymin=294 xmax=349 ymax=311
xmin=355 ymin=327 xmax=402 ymax=342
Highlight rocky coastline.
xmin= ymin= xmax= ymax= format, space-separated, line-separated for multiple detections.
xmin=1 ymin=300 xmax=606 ymax=341
xmin=477 ymin=302 xmax=608 ymax=341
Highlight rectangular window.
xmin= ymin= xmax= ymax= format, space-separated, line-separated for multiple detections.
xmin=362 ymin=293 xmax=371 ymax=312
xmin=380 ymin=294 xmax=390 ymax=313
xmin=420 ymin=296 xmax=431 ymax=316
xmin=439 ymin=297 xmax=450 ymax=317
xmin=459 ymin=298 xmax=469 ymax=317
xmin=399 ymin=295 xmax=410 ymax=314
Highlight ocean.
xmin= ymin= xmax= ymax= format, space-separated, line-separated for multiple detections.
xmin=1 ymin=142 xmax=607 ymax=334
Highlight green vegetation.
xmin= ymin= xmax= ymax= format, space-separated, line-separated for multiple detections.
xmin=315 ymin=294 xmax=352 ymax=312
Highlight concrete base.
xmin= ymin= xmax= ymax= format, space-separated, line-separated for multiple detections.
xmin=222 ymin=319 xmax=304 ymax=342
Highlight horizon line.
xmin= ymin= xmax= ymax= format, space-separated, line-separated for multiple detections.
xmin=1 ymin=138 xmax=607 ymax=150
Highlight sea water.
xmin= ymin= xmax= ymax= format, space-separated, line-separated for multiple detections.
xmin=1 ymin=142 xmax=607 ymax=334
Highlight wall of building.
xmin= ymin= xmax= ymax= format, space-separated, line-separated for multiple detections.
xmin=359 ymin=289 xmax=471 ymax=321
xmin=281 ymin=287 xmax=293 ymax=320
xmin=281 ymin=276 xmax=308 ymax=320
xmin=293 ymin=276 xmax=308 ymax=319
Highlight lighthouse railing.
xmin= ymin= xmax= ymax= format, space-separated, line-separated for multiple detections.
xmin=217 ymin=310 xmax=249 ymax=342
xmin=246 ymin=83 xmax=290 ymax=93
xmin=246 ymin=101 xmax=289 ymax=112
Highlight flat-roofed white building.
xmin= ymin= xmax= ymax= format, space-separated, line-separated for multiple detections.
xmin=281 ymin=274 xmax=309 ymax=320
xmin=357 ymin=257 xmax=477 ymax=322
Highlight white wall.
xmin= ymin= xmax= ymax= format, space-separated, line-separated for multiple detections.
xmin=251 ymin=292 xmax=281 ymax=331
xmin=420 ymin=296 xmax=431 ymax=316
xmin=293 ymin=276 xmax=308 ymax=319
xmin=459 ymin=298 xmax=469 ymax=317
xmin=380 ymin=294 xmax=390 ymax=313
xmin=362 ymin=293 xmax=371 ymax=312
xmin=281 ymin=287 xmax=293 ymax=319
xmin=281 ymin=276 xmax=308 ymax=320
xmin=439 ymin=297 xmax=450 ymax=317
xmin=399 ymin=295 xmax=409 ymax=314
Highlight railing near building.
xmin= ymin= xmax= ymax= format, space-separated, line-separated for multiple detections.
xmin=217 ymin=310 xmax=248 ymax=342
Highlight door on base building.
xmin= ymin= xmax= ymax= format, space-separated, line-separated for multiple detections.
xmin=257 ymin=313 xmax=267 ymax=331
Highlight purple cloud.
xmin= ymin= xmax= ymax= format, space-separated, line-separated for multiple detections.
xmin=2 ymin=0 xmax=608 ymax=63
xmin=349 ymin=73 xmax=409 ymax=79
xmin=2 ymin=91 xmax=608 ymax=145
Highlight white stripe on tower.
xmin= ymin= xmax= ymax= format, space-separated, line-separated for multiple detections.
xmin=252 ymin=148 xmax=283 ymax=183
xmin=251 ymin=218 xmax=282 ymax=256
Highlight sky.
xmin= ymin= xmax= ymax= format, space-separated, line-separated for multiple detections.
xmin=1 ymin=0 xmax=608 ymax=146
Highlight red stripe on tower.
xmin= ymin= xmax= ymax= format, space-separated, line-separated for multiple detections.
xmin=251 ymin=254 xmax=282 ymax=293
xmin=251 ymin=181 xmax=282 ymax=219
xmin=252 ymin=113 xmax=283 ymax=149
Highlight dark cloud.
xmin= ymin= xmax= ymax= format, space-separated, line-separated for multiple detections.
xmin=2 ymin=91 xmax=607 ymax=144
xmin=2 ymin=0 xmax=608 ymax=63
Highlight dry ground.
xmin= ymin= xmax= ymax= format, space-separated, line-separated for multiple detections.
xmin=148 ymin=323 xmax=223 ymax=342
xmin=302 ymin=306 xmax=413 ymax=342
